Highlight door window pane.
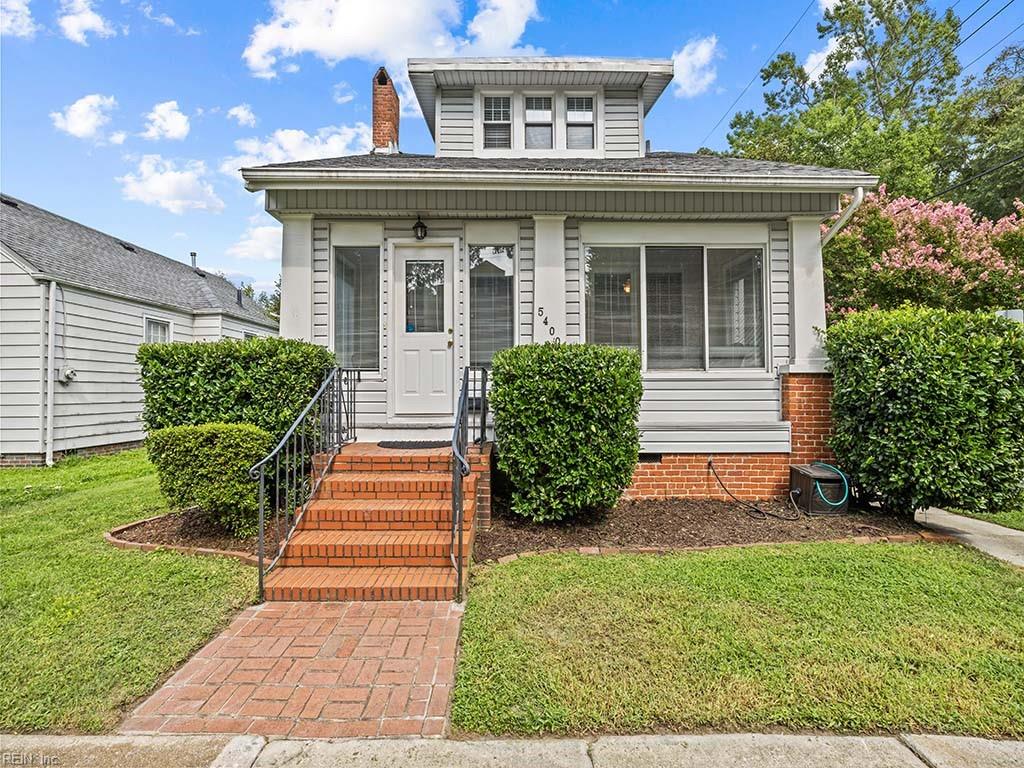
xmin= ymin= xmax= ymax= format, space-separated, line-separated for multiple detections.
xmin=145 ymin=318 xmax=169 ymax=343
xmin=646 ymin=247 xmax=705 ymax=369
xmin=405 ymin=259 xmax=445 ymax=333
xmin=707 ymin=248 xmax=765 ymax=368
xmin=335 ymin=246 xmax=380 ymax=370
xmin=469 ymin=246 xmax=515 ymax=367
xmin=585 ymin=246 xmax=640 ymax=349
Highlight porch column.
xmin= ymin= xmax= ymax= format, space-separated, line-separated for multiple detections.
xmin=532 ymin=215 xmax=567 ymax=343
xmin=279 ymin=213 xmax=314 ymax=342
xmin=787 ymin=216 xmax=828 ymax=372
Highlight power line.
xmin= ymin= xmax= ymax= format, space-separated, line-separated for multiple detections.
xmin=697 ymin=0 xmax=817 ymax=147
xmin=890 ymin=150 xmax=1024 ymax=214
xmin=961 ymin=20 xmax=1024 ymax=71
xmin=957 ymin=0 xmax=1017 ymax=48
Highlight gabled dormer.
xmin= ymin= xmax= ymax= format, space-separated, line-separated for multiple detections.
xmin=407 ymin=57 xmax=674 ymax=159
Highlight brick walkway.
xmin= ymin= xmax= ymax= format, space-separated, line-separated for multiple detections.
xmin=120 ymin=601 xmax=461 ymax=738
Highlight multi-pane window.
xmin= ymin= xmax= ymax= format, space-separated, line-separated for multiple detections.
xmin=469 ymin=245 xmax=515 ymax=367
xmin=144 ymin=318 xmax=170 ymax=343
xmin=483 ymin=96 xmax=512 ymax=149
xmin=524 ymin=96 xmax=553 ymax=150
xmin=566 ymin=95 xmax=594 ymax=150
xmin=585 ymin=245 xmax=766 ymax=370
xmin=334 ymin=246 xmax=380 ymax=370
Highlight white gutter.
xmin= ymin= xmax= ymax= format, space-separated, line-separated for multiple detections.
xmin=821 ymin=186 xmax=865 ymax=246
xmin=44 ymin=280 xmax=57 ymax=466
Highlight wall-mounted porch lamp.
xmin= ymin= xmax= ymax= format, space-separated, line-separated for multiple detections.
xmin=413 ymin=216 xmax=428 ymax=240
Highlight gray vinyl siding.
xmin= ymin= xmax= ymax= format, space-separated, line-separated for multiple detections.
xmin=603 ymin=90 xmax=642 ymax=158
xmin=268 ymin=189 xmax=839 ymax=219
xmin=0 ymin=252 xmax=45 ymax=455
xmin=436 ymin=89 xmax=475 ymax=157
xmin=192 ymin=314 xmax=222 ymax=341
xmin=220 ymin=315 xmax=274 ymax=339
xmin=769 ymin=222 xmax=791 ymax=363
xmin=517 ymin=219 xmax=535 ymax=343
xmin=564 ymin=218 xmax=581 ymax=341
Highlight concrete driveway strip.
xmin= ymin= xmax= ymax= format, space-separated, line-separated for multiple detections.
xmin=252 ymin=737 xmax=591 ymax=768
xmin=901 ymin=735 xmax=1024 ymax=768
xmin=590 ymin=734 xmax=926 ymax=768
xmin=917 ymin=508 xmax=1024 ymax=567
xmin=0 ymin=734 xmax=233 ymax=768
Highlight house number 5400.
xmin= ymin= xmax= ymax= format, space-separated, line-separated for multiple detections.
xmin=537 ymin=307 xmax=561 ymax=343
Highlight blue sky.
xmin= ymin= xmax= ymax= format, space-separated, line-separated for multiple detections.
xmin=1 ymin=0 xmax=1019 ymax=293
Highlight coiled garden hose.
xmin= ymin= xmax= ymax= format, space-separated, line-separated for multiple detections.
xmin=811 ymin=461 xmax=849 ymax=508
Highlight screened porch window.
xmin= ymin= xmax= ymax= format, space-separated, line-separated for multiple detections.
xmin=584 ymin=245 xmax=766 ymax=370
xmin=469 ymin=245 xmax=515 ymax=367
xmin=334 ymin=246 xmax=380 ymax=370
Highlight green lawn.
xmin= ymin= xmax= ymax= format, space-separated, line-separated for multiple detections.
xmin=453 ymin=543 xmax=1024 ymax=737
xmin=955 ymin=507 xmax=1024 ymax=532
xmin=0 ymin=450 xmax=256 ymax=733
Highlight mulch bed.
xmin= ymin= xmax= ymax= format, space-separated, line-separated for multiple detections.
xmin=474 ymin=497 xmax=922 ymax=562
xmin=113 ymin=508 xmax=286 ymax=559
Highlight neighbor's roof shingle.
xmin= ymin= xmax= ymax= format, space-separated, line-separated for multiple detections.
xmin=246 ymin=151 xmax=877 ymax=181
xmin=0 ymin=195 xmax=276 ymax=328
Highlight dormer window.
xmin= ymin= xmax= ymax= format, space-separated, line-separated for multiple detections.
xmin=483 ymin=96 xmax=512 ymax=149
xmin=524 ymin=96 xmax=553 ymax=150
xmin=566 ymin=96 xmax=595 ymax=150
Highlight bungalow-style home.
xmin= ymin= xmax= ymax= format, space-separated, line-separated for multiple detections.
xmin=239 ymin=58 xmax=878 ymax=601
xmin=0 ymin=195 xmax=278 ymax=466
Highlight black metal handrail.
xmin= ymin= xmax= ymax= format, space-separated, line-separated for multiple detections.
xmin=249 ymin=366 xmax=357 ymax=595
xmin=451 ymin=366 xmax=488 ymax=601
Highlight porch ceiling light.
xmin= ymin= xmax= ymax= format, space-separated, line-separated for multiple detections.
xmin=413 ymin=216 xmax=428 ymax=240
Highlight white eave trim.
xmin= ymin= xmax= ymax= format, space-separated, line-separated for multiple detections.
xmin=242 ymin=167 xmax=879 ymax=193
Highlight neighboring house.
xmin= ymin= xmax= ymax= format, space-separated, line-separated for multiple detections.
xmin=0 ymin=196 xmax=278 ymax=466
xmin=241 ymin=58 xmax=878 ymax=501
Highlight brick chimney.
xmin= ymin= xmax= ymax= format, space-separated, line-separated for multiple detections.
xmin=372 ymin=66 xmax=399 ymax=153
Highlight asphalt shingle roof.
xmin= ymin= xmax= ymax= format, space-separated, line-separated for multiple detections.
xmin=0 ymin=195 xmax=277 ymax=328
xmin=248 ymin=151 xmax=876 ymax=181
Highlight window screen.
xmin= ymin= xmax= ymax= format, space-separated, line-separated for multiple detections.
xmin=483 ymin=96 xmax=511 ymax=149
xmin=334 ymin=246 xmax=380 ymax=369
xmin=645 ymin=247 xmax=705 ymax=369
xmin=707 ymin=248 xmax=765 ymax=369
xmin=566 ymin=96 xmax=595 ymax=149
xmin=525 ymin=123 xmax=552 ymax=149
xmin=469 ymin=245 xmax=515 ymax=367
xmin=584 ymin=246 xmax=640 ymax=349
xmin=144 ymin=318 xmax=170 ymax=343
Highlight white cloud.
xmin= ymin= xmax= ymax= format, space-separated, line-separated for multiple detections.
xmin=50 ymin=93 xmax=118 ymax=141
xmin=226 ymin=221 xmax=282 ymax=261
xmin=1 ymin=0 xmax=38 ymax=38
xmin=58 ymin=0 xmax=115 ymax=45
xmin=117 ymin=154 xmax=224 ymax=214
xmin=803 ymin=37 xmax=864 ymax=82
xmin=219 ymin=122 xmax=372 ymax=176
xmin=226 ymin=103 xmax=257 ymax=127
xmin=332 ymin=81 xmax=355 ymax=105
xmin=818 ymin=0 xmax=839 ymax=12
xmin=672 ymin=35 xmax=719 ymax=98
xmin=242 ymin=0 xmax=541 ymax=113
xmin=109 ymin=130 xmax=127 ymax=145
xmin=172 ymin=230 xmax=188 ymax=239
xmin=139 ymin=2 xmax=174 ymax=27
xmin=141 ymin=100 xmax=190 ymax=140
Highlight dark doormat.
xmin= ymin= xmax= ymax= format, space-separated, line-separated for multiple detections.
xmin=378 ymin=440 xmax=450 ymax=449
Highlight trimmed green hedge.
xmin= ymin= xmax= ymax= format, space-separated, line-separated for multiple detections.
xmin=147 ymin=423 xmax=274 ymax=537
xmin=137 ymin=337 xmax=333 ymax=438
xmin=490 ymin=343 xmax=643 ymax=522
xmin=824 ymin=308 xmax=1024 ymax=516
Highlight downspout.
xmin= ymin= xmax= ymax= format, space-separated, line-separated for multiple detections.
xmin=45 ymin=280 xmax=57 ymax=466
xmin=821 ymin=186 xmax=864 ymax=246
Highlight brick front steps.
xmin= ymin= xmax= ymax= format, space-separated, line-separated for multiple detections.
xmin=264 ymin=443 xmax=483 ymax=602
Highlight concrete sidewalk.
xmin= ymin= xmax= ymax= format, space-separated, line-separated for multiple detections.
xmin=3 ymin=733 xmax=1022 ymax=768
xmin=917 ymin=507 xmax=1024 ymax=567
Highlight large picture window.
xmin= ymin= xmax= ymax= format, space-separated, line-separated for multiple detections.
xmin=584 ymin=244 xmax=766 ymax=371
xmin=334 ymin=246 xmax=380 ymax=370
xmin=469 ymin=245 xmax=515 ymax=367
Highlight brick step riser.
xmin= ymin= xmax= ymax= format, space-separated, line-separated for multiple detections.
xmin=331 ymin=459 xmax=455 ymax=473
xmin=297 ymin=506 xmax=474 ymax=530
xmin=263 ymin=585 xmax=456 ymax=602
xmin=277 ymin=555 xmax=464 ymax=568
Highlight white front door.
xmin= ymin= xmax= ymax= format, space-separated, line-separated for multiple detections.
xmin=394 ymin=244 xmax=454 ymax=416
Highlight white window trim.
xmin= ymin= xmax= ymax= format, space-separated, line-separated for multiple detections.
xmin=581 ymin=240 xmax=772 ymax=376
xmin=523 ymin=90 xmax=555 ymax=151
xmin=328 ymin=221 xmax=385 ymax=379
xmin=142 ymin=314 xmax=173 ymax=344
xmin=478 ymin=91 xmax=515 ymax=154
xmin=474 ymin=88 xmax=605 ymax=158
xmin=463 ymin=223 xmax=521 ymax=370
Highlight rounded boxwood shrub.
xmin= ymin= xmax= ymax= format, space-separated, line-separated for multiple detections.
xmin=147 ymin=422 xmax=274 ymax=537
xmin=490 ymin=343 xmax=643 ymax=522
xmin=137 ymin=336 xmax=334 ymax=438
xmin=824 ymin=308 xmax=1024 ymax=516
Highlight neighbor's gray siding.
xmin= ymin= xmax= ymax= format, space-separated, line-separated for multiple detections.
xmin=436 ymin=89 xmax=475 ymax=157
xmin=0 ymin=251 xmax=45 ymax=455
xmin=603 ymin=90 xmax=642 ymax=158
xmin=220 ymin=315 xmax=275 ymax=339
xmin=49 ymin=285 xmax=194 ymax=453
xmin=268 ymin=189 xmax=839 ymax=219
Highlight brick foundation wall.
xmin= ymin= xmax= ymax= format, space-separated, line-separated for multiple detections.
xmin=469 ymin=443 xmax=493 ymax=530
xmin=625 ymin=373 xmax=833 ymax=501
xmin=0 ymin=439 xmax=144 ymax=468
